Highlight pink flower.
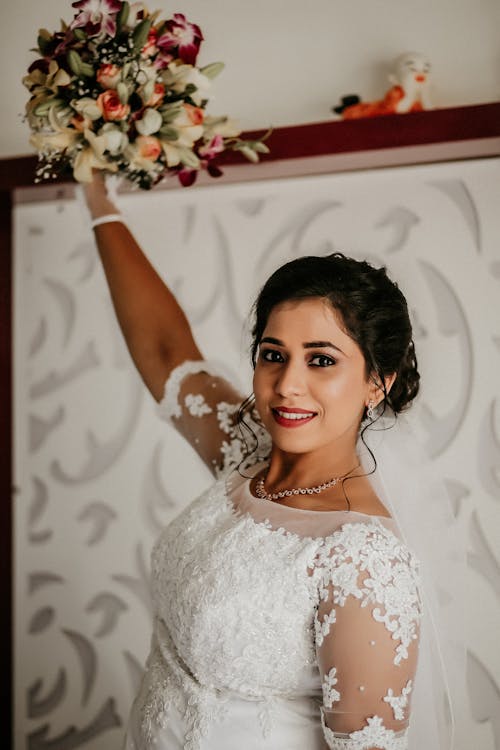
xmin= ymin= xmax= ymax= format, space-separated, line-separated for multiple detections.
xmin=157 ymin=13 xmax=203 ymax=65
xmin=153 ymin=50 xmax=175 ymax=70
xmin=199 ymin=135 xmax=224 ymax=160
xmin=136 ymin=135 xmax=162 ymax=160
xmin=71 ymin=0 xmax=123 ymax=37
xmin=97 ymin=89 xmax=130 ymax=121
xmin=96 ymin=63 xmax=121 ymax=88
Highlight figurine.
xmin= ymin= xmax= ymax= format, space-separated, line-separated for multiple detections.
xmin=333 ymin=52 xmax=432 ymax=119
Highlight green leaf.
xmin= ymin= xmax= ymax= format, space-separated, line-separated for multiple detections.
xmin=33 ymin=99 xmax=55 ymax=117
xmin=67 ymin=50 xmax=82 ymax=77
xmin=178 ymin=147 xmax=200 ymax=169
xmin=159 ymin=126 xmax=179 ymax=140
xmin=250 ymin=141 xmax=270 ymax=154
xmin=200 ymin=62 xmax=225 ymax=80
xmin=73 ymin=28 xmax=86 ymax=41
xmin=79 ymin=62 xmax=95 ymax=78
xmin=37 ymin=34 xmax=51 ymax=55
xmin=117 ymin=82 xmax=129 ymax=105
xmin=235 ymin=145 xmax=259 ymax=163
xmin=184 ymin=84 xmax=197 ymax=95
xmin=141 ymin=80 xmax=154 ymax=104
xmin=159 ymin=106 xmax=182 ymax=124
xmin=116 ymin=1 xmax=130 ymax=30
xmin=132 ymin=18 xmax=152 ymax=52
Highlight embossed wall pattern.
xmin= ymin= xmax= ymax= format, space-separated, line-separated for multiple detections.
xmin=14 ymin=158 xmax=500 ymax=749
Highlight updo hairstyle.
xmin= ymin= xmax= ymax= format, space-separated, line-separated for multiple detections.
xmin=250 ymin=253 xmax=420 ymax=417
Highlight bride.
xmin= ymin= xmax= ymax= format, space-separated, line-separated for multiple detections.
xmin=83 ymin=174 xmax=463 ymax=750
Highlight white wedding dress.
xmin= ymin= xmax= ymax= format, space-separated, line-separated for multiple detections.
xmin=124 ymin=361 xmax=423 ymax=750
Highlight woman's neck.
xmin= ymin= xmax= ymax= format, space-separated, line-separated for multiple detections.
xmin=264 ymin=442 xmax=360 ymax=493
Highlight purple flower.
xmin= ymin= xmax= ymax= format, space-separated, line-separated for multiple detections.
xmin=157 ymin=13 xmax=203 ymax=65
xmin=70 ymin=0 xmax=123 ymax=37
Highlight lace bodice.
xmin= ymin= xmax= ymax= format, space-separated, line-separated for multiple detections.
xmin=141 ymin=360 xmax=423 ymax=750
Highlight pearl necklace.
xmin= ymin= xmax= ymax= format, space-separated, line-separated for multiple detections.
xmin=255 ymin=472 xmax=344 ymax=501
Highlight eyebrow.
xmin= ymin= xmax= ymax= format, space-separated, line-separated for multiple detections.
xmin=260 ymin=336 xmax=346 ymax=356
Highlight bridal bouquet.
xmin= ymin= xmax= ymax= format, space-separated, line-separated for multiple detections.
xmin=23 ymin=1 xmax=269 ymax=188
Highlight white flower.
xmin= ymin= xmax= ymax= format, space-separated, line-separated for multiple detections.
xmin=161 ymin=63 xmax=211 ymax=105
xmin=349 ymin=715 xmax=406 ymax=746
xmin=332 ymin=562 xmax=362 ymax=606
xmin=95 ymin=124 xmax=128 ymax=155
xmin=217 ymin=402 xmax=239 ymax=436
xmin=314 ymin=608 xmax=336 ymax=647
xmin=127 ymin=1 xmax=147 ymax=27
xmin=136 ymin=107 xmax=163 ymax=136
xmin=384 ymin=680 xmax=413 ymax=721
xmin=73 ymin=145 xmax=116 ymax=183
xmin=73 ymin=97 xmax=102 ymax=121
xmin=184 ymin=394 xmax=212 ymax=418
xmin=30 ymin=127 xmax=77 ymax=154
xmin=137 ymin=61 xmax=158 ymax=84
xmin=322 ymin=667 xmax=341 ymax=708
xmin=203 ymin=115 xmax=241 ymax=139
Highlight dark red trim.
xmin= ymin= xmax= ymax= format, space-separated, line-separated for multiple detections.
xmin=0 ymin=189 xmax=12 ymax=746
xmin=231 ymin=101 xmax=500 ymax=162
xmin=2 ymin=102 xmax=500 ymax=190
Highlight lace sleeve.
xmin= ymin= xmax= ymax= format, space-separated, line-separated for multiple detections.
xmin=157 ymin=359 xmax=271 ymax=477
xmin=313 ymin=519 xmax=423 ymax=750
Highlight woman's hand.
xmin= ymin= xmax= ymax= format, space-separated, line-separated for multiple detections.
xmin=81 ymin=171 xmax=118 ymax=221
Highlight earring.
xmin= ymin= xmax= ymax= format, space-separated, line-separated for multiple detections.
xmin=367 ymin=400 xmax=375 ymax=421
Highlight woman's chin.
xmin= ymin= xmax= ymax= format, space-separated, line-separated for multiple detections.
xmin=265 ymin=429 xmax=319 ymax=455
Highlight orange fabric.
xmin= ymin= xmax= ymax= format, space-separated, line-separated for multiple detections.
xmin=341 ymin=86 xmax=424 ymax=119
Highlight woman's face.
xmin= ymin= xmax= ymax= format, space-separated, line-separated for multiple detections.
xmin=253 ymin=297 xmax=378 ymax=458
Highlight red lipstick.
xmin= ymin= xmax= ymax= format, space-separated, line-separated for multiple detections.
xmin=271 ymin=406 xmax=317 ymax=428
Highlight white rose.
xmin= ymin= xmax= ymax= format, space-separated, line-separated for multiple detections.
xmin=136 ymin=107 xmax=162 ymax=136
xmin=99 ymin=124 xmax=128 ymax=155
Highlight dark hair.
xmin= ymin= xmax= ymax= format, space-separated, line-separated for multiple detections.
xmin=250 ymin=253 xmax=420 ymax=415
xmin=236 ymin=253 xmax=420 ymax=504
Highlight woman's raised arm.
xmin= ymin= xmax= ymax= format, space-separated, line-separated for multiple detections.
xmin=83 ymin=174 xmax=267 ymax=477
xmin=83 ymin=173 xmax=202 ymax=402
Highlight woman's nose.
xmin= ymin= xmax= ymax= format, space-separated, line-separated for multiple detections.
xmin=275 ymin=361 xmax=307 ymax=398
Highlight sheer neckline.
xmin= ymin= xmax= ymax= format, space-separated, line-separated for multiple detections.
xmin=227 ymin=461 xmax=394 ymax=521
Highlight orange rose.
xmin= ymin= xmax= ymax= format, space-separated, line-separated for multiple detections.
xmin=145 ymin=83 xmax=165 ymax=108
xmin=97 ymin=90 xmax=130 ymax=121
xmin=96 ymin=64 xmax=121 ymax=89
xmin=183 ymin=103 xmax=204 ymax=125
xmin=136 ymin=135 xmax=162 ymax=161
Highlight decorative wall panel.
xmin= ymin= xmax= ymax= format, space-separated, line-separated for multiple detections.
xmin=14 ymin=156 xmax=500 ymax=749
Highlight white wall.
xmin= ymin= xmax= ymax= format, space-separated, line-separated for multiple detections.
xmin=14 ymin=156 xmax=500 ymax=749
xmin=2 ymin=0 xmax=500 ymax=158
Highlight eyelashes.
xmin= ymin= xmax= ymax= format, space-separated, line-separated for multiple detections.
xmin=309 ymin=354 xmax=336 ymax=367
xmin=259 ymin=349 xmax=336 ymax=367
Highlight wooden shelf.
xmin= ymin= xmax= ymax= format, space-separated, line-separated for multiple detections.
xmin=1 ymin=101 xmax=499 ymax=195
